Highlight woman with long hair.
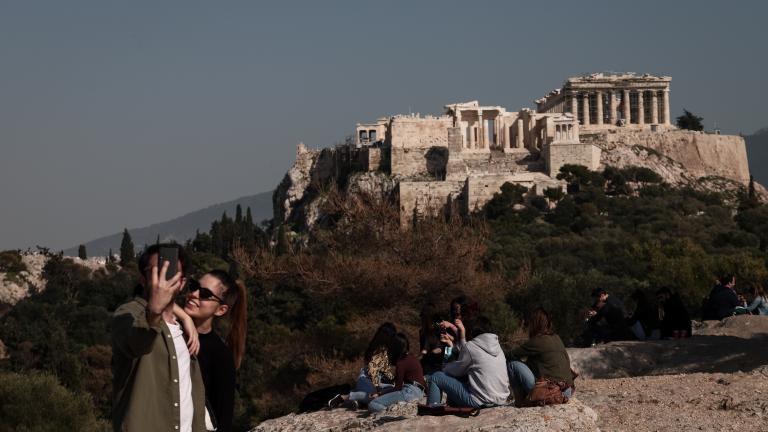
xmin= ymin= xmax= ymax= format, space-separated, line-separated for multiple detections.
xmin=181 ymin=269 xmax=248 ymax=432
xmin=368 ymin=333 xmax=426 ymax=413
xmin=745 ymin=283 xmax=768 ymax=315
xmin=507 ymin=307 xmax=573 ymax=407
xmin=328 ymin=323 xmax=397 ymax=409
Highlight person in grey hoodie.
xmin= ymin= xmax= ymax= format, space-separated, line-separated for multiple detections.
xmin=426 ymin=316 xmax=510 ymax=407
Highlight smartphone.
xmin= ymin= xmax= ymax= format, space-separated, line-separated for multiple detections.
xmin=157 ymin=247 xmax=179 ymax=281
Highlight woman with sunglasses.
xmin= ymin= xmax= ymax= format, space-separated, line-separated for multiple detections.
xmin=179 ymin=269 xmax=248 ymax=432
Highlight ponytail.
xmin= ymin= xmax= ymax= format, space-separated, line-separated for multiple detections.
xmin=208 ymin=269 xmax=248 ymax=370
xmin=226 ymin=280 xmax=248 ymax=369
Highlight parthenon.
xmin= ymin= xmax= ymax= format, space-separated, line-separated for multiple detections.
xmin=536 ymin=72 xmax=672 ymax=129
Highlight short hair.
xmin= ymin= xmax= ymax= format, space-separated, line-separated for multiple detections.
xmin=137 ymin=243 xmax=189 ymax=277
xmin=655 ymin=287 xmax=672 ymax=296
xmin=717 ymin=273 xmax=735 ymax=286
xmin=591 ymin=288 xmax=607 ymax=298
xmin=465 ymin=315 xmax=493 ymax=340
xmin=134 ymin=244 xmax=189 ymax=296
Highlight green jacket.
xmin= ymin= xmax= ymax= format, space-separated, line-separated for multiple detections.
xmin=508 ymin=334 xmax=573 ymax=386
xmin=111 ymin=297 xmax=206 ymax=432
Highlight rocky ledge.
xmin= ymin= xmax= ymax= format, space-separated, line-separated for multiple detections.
xmin=251 ymin=398 xmax=598 ymax=432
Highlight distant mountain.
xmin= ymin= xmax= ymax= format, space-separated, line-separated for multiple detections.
xmin=64 ymin=191 xmax=273 ymax=257
xmin=746 ymin=128 xmax=768 ymax=186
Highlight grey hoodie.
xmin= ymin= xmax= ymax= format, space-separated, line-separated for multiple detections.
xmin=443 ymin=333 xmax=510 ymax=406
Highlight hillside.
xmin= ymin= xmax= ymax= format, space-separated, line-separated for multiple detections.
xmin=62 ymin=191 xmax=272 ymax=256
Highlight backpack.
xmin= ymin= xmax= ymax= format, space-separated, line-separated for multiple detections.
xmin=298 ymin=384 xmax=351 ymax=413
xmin=520 ymin=378 xmax=570 ymax=407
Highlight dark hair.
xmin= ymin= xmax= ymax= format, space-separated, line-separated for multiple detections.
xmin=364 ymin=323 xmax=397 ymax=363
xmin=419 ymin=303 xmax=443 ymax=351
xmin=749 ymin=282 xmax=766 ymax=298
xmin=134 ymin=243 xmax=189 ymax=296
xmin=591 ymin=288 xmax=607 ymax=298
xmin=526 ymin=308 xmax=555 ymax=338
xmin=389 ymin=333 xmax=409 ymax=361
xmin=465 ymin=315 xmax=493 ymax=340
xmin=717 ymin=273 xmax=735 ymax=286
xmin=450 ymin=295 xmax=479 ymax=322
xmin=206 ymin=269 xmax=248 ymax=370
xmin=655 ymin=287 xmax=672 ymax=297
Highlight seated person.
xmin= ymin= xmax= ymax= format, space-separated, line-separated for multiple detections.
xmin=426 ymin=316 xmax=509 ymax=408
xmin=585 ymin=288 xmax=629 ymax=344
xmin=368 ymin=333 xmax=426 ymax=413
xmin=744 ymin=283 xmax=768 ymax=316
xmin=507 ymin=308 xmax=574 ymax=407
xmin=419 ymin=303 xmax=446 ymax=376
xmin=628 ymin=289 xmax=661 ymax=340
xmin=328 ymin=323 xmax=396 ymax=409
xmin=656 ymin=287 xmax=692 ymax=339
xmin=702 ymin=274 xmax=740 ymax=320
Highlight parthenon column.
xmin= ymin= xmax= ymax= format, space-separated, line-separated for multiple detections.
xmin=503 ymin=119 xmax=510 ymax=150
xmin=516 ymin=118 xmax=524 ymax=148
xmin=595 ymin=91 xmax=604 ymax=125
xmin=662 ymin=89 xmax=670 ymax=125
xmin=623 ymin=89 xmax=631 ymax=124
xmin=609 ymin=90 xmax=617 ymax=126
xmin=570 ymin=92 xmax=578 ymax=118
xmin=651 ymin=90 xmax=659 ymax=124
xmin=477 ymin=110 xmax=484 ymax=149
xmin=637 ymin=90 xmax=645 ymax=125
xmin=582 ymin=93 xmax=590 ymax=126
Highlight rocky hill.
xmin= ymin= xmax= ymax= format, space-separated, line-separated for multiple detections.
xmin=251 ymin=315 xmax=768 ymax=432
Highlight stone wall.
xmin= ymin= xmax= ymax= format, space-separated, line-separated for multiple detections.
xmin=398 ymin=180 xmax=465 ymax=227
xmin=584 ymin=130 xmax=750 ymax=183
xmin=543 ymin=143 xmax=602 ymax=176
xmin=466 ymin=173 xmax=561 ymax=212
xmin=390 ymin=117 xmax=452 ymax=177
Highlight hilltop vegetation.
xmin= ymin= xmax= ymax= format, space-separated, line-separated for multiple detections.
xmin=2 ymin=165 xmax=768 ymax=430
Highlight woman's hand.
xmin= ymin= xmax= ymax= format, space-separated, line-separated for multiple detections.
xmin=455 ymin=318 xmax=466 ymax=342
xmin=173 ymin=304 xmax=200 ymax=356
xmin=440 ymin=332 xmax=454 ymax=347
xmin=440 ymin=320 xmax=458 ymax=333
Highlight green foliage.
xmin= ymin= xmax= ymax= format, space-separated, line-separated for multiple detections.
xmin=0 ymin=250 xmax=26 ymax=273
xmin=0 ymin=371 xmax=107 ymax=432
xmin=119 ymin=228 xmax=135 ymax=266
xmin=676 ymin=109 xmax=704 ymax=131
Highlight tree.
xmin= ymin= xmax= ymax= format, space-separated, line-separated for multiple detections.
xmin=107 ymin=248 xmax=115 ymax=263
xmin=119 ymin=228 xmax=135 ymax=266
xmin=77 ymin=245 xmax=87 ymax=260
xmin=676 ymin=109 xmax=704 ymax=131
xmin=235 ymin=204 xmax=243 ymax=225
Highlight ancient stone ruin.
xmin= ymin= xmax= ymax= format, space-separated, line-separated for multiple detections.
xmin=275 ymin=73 xmax=751 ymax=229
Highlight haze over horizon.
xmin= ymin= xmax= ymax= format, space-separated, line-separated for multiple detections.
xmin=1 ymin=1 xmax=767 ymax=251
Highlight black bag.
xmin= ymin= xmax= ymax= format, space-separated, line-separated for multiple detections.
xmin=299 ymin=384 xmax=352 ymax=413
xmin=417 ymin=404 xmax=480 ymax=417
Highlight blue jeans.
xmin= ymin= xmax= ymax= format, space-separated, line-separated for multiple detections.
xmin=507 ymin=361 xmax=573 ymax=399
xmin=368 ymin=384 xmax=423 ymax=413
xmin=427 ymin=371 xmax=480 ymax=408
xmin=349 ymin=373 xmax=376 ymax=403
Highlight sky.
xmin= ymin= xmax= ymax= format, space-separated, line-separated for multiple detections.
xmin=1 ymin=1 xmax=767 ymax=251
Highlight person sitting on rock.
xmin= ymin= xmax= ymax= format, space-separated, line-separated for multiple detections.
xmin=368 ymin=333 xmax=426 ymax=413
xmin=426 ymin=316 xmax=509 ymax=408
xmin=702 ymin=274 xmax=741 ymax=320
xmin=656 ymin=287 xmax=692 ymax=339
xmin=328 ymin=323 xmax=397 ymax=409
xmin=585 ymin=288 xmax=630 ymax=344
xmin=743 ymin=283 xmax=768 ymax=316
xmin=419 ymin=303 xmax=447 ymax=377
xmin=507 ymin=308 xmax=574 ymax=407
xmin=628 ymin=289 xmax=661 ymax=340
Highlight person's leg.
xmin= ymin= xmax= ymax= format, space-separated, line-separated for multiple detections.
xmin=427 ymin=372 xmax=445 ymax=405
xmin=368 ymin=389 xmax=407 ymax=413
xmin=562 ymin=387 xmax=573 ymax=400
xmin=429 ymin=372 xmax=479 ymax=408
xmin=507 ymin=361 xmax=535 ymax=406
xmin=355 ymin=374 xmax=376 ymax=394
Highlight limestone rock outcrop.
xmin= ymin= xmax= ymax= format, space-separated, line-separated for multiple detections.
xmin=252 ymin=398 xmax=598 ymax=432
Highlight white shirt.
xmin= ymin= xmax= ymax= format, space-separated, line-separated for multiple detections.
xmin=167 ymin=320 xmax=193 ymax=432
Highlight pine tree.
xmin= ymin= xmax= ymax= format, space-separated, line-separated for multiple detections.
xmin=246 ymin=206 xmax=253 ymax=226
xmin=107 ymin=248 xmax=115 ymax=263
xmin=155 ymin=234 xmax=160 ymax=245
xmin=235 ymin=204 xmax=243 ymax=225
xmin=77 ymin=245 xmax=87 ymax=260
xmin=120 ymin=228 xmax=135 ymax=266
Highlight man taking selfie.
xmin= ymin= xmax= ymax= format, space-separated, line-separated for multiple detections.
xmin=111 ymin=244 xmax=206 ymax=432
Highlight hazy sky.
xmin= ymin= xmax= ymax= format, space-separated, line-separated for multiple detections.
xmin=1 ymin=1 xmax=767 ymax=250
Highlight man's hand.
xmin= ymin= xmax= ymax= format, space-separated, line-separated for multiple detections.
xmin=440 ymin=332 xmax=454 ymax=347
xmin=146 ymin=261 xmax=182 ymax=327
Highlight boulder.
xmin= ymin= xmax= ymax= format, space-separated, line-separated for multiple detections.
xmin=251 ymin=398 xmax=598 ymax=431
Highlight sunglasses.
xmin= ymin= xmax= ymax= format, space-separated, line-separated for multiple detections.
xmin=187 ymin=279 xmax=225 ymax=304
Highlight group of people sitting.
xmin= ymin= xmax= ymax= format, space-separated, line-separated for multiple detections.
xmin=328 ymin=296 xmax=575 ymax=413
xmin=584 ymin=274 xmax=768 ymax=346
